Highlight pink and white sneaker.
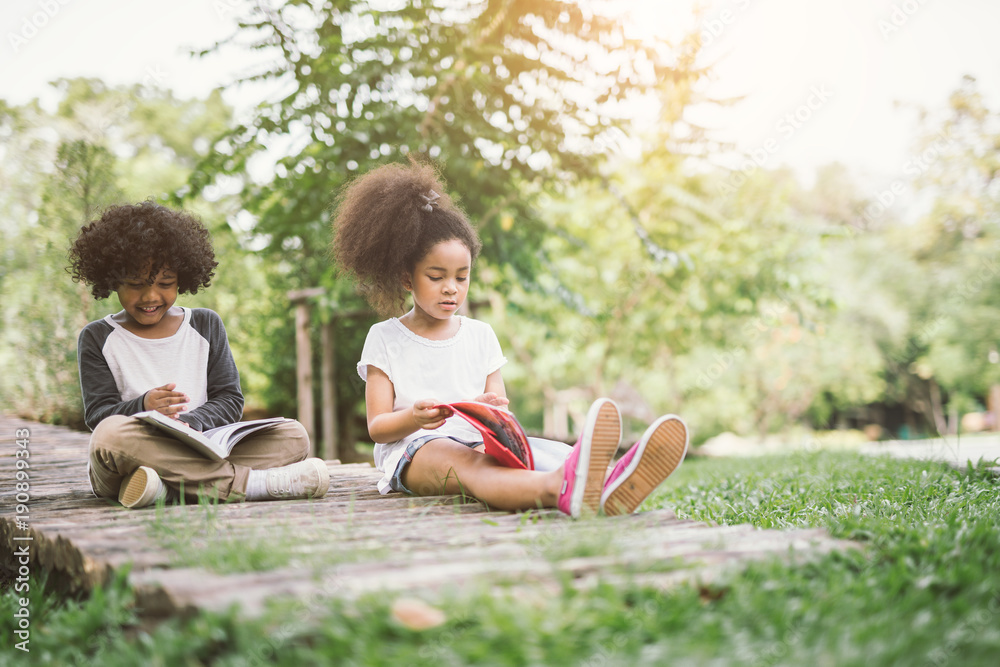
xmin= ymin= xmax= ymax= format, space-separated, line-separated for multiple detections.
xmin=600 ymin=415 xmax=688 ymax=516
xmin=556 ymin=398 xmax=622 ymax=518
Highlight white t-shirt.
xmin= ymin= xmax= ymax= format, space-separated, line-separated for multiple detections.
xmin=100 ymin=309 xmax=211 ymax=410
xmin=357 ymin=316 xmax=507 ymax=493
xmin=78 ymin=307 xmax=244 ymax=432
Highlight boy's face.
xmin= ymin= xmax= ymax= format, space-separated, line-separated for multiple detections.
xmin=115 ymin=262 xmax=179 ymax=331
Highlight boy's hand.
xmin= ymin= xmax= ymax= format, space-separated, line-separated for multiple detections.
xmin=144 ymin=383 xmax=190 ymax=419
xmin=413 ymin=399 xmax=448 ymax=430
xmin=472 ymin=392 xmax=509 ymax=408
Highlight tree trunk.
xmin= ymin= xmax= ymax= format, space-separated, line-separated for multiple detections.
xmin=927 ymin=378 xmax=947 ymax=437
xmin=989 ymin=384 xmax=1000 ymax=432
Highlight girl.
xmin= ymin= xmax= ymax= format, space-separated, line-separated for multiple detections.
xmin=333 ymin=161 xmax=688 ymax=517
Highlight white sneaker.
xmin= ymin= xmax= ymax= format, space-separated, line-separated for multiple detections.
xmin=118 ymin=466 xmax=168 ymax=508
xmin=265 ymin=458 xmax=330 ymax=500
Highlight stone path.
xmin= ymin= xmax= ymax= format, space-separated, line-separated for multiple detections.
xmin=859 ymin=434 xmax=1000 ymax=475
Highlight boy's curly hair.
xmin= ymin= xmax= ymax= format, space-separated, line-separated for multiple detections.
xmin=68 ymin=201 xmax=218 ymax=299
xmin=331 ymin=159 xmax=482 ymax=316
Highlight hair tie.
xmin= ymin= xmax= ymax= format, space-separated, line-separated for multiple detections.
xmin=419 ymin=189 xmax=440 ymax=213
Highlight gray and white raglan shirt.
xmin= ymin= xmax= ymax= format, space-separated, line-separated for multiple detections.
xmin=77 ymin=307 xmax=244 ymax=432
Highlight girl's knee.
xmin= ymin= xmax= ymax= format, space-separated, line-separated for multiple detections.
xmin=404 ymin=439 xmax=487 ymax=495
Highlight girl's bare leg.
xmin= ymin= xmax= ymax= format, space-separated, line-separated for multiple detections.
xmin=402 ymin=438 xmax=563 ymax=511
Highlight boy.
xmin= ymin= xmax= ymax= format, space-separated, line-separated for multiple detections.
xmin=69 ymin=201 xmax=329 ymax=508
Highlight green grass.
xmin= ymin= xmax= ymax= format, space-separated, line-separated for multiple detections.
xmin=146 ymin=495 xmax=297 ymax=573
xmin=3 ymin=451 xmax=999 ymax=665
xmin=145 ymin=494 xmax=383 ymax=574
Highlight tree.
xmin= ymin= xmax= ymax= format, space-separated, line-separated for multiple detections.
xmin=0 ymin=79 xmax=276 ymax=427
xmin=904 ymin=76 xmax=1000 ymax=432
xmin=190 ymin=0 xmax=705 ymax=285
xmin=0 ymin=138 xmax=123 ymax=425
xmin=186 ymin=0 xmax=709 ymax=442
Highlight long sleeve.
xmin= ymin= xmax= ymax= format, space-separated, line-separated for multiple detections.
xmin=179 ymin=309 xmax=244 ymax=431
xmin=78 ymin=321 xmax=146 ymax=431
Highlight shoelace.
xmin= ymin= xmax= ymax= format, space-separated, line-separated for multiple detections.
xmin=266 ymin=468 xmax=298 ymax=497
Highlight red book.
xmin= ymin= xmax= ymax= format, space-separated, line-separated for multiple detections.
xmin=434 ymin=402 xmax=534 ymax=470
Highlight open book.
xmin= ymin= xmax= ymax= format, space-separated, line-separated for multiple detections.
xmin=134 ymin=410 xmax=293 ymax=461
xmin=434 ymin=402 xmax=534 ymax=470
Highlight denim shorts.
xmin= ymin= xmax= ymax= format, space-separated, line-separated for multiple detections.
xmin=388 ymin=434 xmax=481 ymax=494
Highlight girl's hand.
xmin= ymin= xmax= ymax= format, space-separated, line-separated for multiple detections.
xmin=144 ymin=383 xmax=190 ymax=419
xmin=472 ymin=392 xmax=509 ymax=408
xmin=413 ymin=399 xmax=448 ymax=430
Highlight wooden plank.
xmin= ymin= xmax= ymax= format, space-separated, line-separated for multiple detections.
xmin=0 ymin=414 xmax=860 ymax=620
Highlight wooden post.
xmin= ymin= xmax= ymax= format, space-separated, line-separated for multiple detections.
xmin=321 ymin=320 xmax=338 ymax=461
xmin=288 ymin=288 xmax=325 ymax=456
xmin=294 ymin=302 xmax=315 ymax=453
xmin=990 ymin=384 xmax=1000 ymax=432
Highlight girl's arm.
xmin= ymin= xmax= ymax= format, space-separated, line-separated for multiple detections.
xmin=472 ymin=369 xmax=510 ymax=407
xmin=365 ymin=365 xmax=449 ymax=443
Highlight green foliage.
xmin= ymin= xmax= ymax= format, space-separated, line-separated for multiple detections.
xmin=847 ymin=76 xmax=1000 ymax=436
xmin=9 ymin=453 xmax=1000 ymax=665
xmin=4 ymin=4 xmax=998 ymax=447
xmin=190 ymin=0 xmax=703 ymax=264
xmin=185 ymin=0 xmax=709 ymax=428
xmin=147 ymin=497 xmax=297 ymax=573
xmin=0 ymin=569 xmax=137 ymax=664
xmin=0 ymin=78 xmax=295 ymax=423
xmin=145 ymin=492 xmax=391 ymax=573
xmin=0 ymin=134 xmax=120 ymax=426
xmin=906 ymin=77 xmax=1000 ymax=407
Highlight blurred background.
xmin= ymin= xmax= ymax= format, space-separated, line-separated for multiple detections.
xmin=1 ymin=0 xmax=998 ymax=458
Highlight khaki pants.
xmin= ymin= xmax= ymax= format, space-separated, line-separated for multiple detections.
xmin=88 ymin=415 xmax=310 ymax=501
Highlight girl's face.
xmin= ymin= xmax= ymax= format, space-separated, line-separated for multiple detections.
xmin=405 ymin=239 xmax=472 ymax=321
xmin=115 ymin=261 xmax=179 ymax=333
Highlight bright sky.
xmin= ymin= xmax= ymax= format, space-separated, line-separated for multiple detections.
xmin=1 ymin=0 xmax=997 ymax=187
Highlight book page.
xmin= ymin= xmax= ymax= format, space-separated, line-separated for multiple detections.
xmin=134 ymin=410 xmax=226 ymax=460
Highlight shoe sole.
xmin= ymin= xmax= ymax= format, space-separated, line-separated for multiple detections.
xmin=312 ymin=459 xmax=331 ymax=499
xmin=118 ymin=466 xmax=163 ymax=508
xmin=571 ymin=399 xmax=622 ymax=518
xmin=601 ymin=415 xmax=688 ymax=516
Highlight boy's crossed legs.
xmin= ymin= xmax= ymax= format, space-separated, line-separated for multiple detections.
xmin=89 ymin=414 xmax=329 ymax=507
